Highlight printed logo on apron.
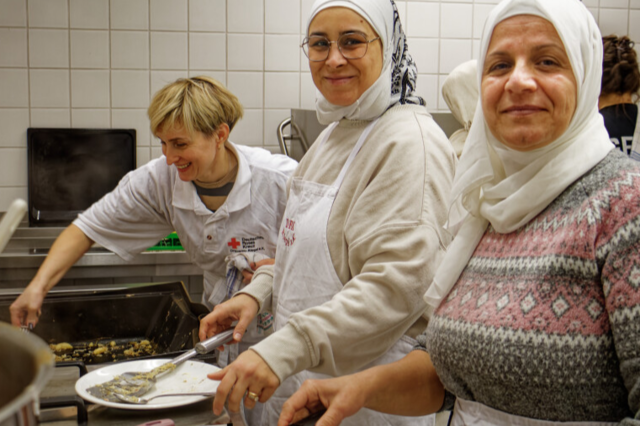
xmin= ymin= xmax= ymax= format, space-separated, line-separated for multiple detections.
xmin=281 ymin=218 xmax=296 ymax=247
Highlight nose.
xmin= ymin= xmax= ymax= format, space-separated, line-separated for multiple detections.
xmin=324 ymin=42 xmax=347 ymax=68
xmin=163 ymin=144 xmax=178 ymax=165
xmin=505 ymin=60 xmax=537 ymax=93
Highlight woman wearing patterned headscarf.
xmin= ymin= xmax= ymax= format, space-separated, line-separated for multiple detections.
xmin=277 ymin=0 xmax=640 ymax=425
xmin=199 ymin=0 xmax=456 ymax=424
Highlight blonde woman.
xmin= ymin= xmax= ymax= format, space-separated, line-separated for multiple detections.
xmin=10 ymin=78 xmax=297 ymax=412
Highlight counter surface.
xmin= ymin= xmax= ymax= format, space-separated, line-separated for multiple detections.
xmin=0 ymin=223 xmax=204 ymax=300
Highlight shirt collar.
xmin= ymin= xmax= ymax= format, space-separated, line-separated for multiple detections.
xmin=171 ymin=141 xmax=252 ymax=215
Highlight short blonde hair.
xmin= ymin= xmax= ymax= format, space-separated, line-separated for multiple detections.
xmin=148 ymin=76 xmax=244 ymax=137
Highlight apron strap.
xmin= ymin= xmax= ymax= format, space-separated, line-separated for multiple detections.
xmin=314 ymin=119 xmax=381 ymax=188
xmin=333 ymin=118 xmax=379 ymax=187
xmin=314 ymin=122 xmax=340 ymax=152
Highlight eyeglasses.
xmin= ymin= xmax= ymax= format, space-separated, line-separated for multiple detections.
xmin=301 ymin=31 xmax=380 ymax=62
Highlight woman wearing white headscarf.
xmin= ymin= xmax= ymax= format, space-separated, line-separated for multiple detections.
xmin=199 ymin=0 xmax=456 ymax=424
xmin=442 ymin=60 xmax=478 ymax=158
xmin=277 ymin=0 xmax=640 ymax=425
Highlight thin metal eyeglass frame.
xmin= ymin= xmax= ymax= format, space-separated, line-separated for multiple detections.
xmin=301 ymin=32 xmax=381 ymax=62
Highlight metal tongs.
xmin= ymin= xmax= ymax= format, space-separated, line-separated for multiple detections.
xmin=87 ymin=330 xmax=234 ymax=402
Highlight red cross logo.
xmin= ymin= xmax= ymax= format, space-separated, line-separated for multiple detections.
xmin=227 ymin=238 xmax=241 ymax=249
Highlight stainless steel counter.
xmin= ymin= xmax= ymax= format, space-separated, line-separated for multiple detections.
xmin=0 ymin=223 xmax=204 ymax=301
xmin=0 ymin=247 xmax=196 ymax=269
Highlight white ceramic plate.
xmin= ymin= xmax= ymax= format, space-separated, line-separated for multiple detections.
xmin=75 ymin=359 xmax=221 ymax=410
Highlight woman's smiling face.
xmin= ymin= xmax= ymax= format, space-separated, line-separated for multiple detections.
xmin=481 ymin=15 xmax=577 ymax=151
xmin=156 ymin=125 xmax=220 ymax=183
xmin=307 ymin=7 xmax=384 ymax=106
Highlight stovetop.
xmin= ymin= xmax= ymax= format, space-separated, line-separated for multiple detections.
xmin=39 ymin=364 xmax=244 ymax=426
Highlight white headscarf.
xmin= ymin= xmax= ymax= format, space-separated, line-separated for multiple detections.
xmin=424 ymin=0 xmax=614 ymax=311
xmin=443 ymin=59 xmax=478 ymax=157
xmin=307 ymin=0 xmax=424 ymax=125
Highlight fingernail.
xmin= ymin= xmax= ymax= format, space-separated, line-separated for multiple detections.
xmin=234 ymin=333 xmax=242 ymax=340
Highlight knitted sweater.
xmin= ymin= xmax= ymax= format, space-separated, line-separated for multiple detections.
xmin=422 ymin=150 xmax=640 ymax=423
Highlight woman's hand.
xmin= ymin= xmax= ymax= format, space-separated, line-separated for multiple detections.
xmin=241 ymin=258 xmax=276 ymax=284
xmin=208 ymin=350 xmax=280 ymax=415
xmin=279 ymin=351 xmax=445 ymax=425
xmin=9 ymin=285 xmax=45 ymax=327
xmin=198 ymin=294 xmax=260 ymax=344
xmin=9 ymin=224 xmax=94 ymax=328
xmin=277 ymin=375 xmax=366 ymax=426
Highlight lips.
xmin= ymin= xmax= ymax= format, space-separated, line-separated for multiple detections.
xmin=176 ymin=163 xmax=191 ymax=171
xmin=501 ymin=105 xmax=546 ymax=115
xmin=324 ymin=75 xmax=354 ymax=85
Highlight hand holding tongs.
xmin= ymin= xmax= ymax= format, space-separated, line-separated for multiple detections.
xmin=87 ymin=329 xmax=234 ymax=402
xmin=127 ymin=328 xmax=235 ymax=384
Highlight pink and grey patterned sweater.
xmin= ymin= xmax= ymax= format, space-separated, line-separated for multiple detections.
xmin=422 ymin=150 xmax=640 ymax=423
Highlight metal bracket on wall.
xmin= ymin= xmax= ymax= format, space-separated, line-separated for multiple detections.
xmin=277 ymin=118 xmax=310 ymax=159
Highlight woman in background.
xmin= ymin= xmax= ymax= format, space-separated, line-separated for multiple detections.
xmin=599 ymin=35 xmax=640 ymax=158
xmin=199 ymin=0 xmax=456 ymax=424
xmin=278 ymin=0 xmax=640 ymax=424
xmin=442 ymin=59 xmax=478 ymax=158
xmin=10 ymin=77 xmax=297 ymax=424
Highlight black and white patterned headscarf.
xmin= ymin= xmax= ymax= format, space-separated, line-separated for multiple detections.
xmin=388 ymin=0 xmax=425 ymax=106
xmin=308 ymin=0 xmax=425 ymax=124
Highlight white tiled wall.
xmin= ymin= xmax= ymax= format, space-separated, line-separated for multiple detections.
xmin=0 ymin=0 xmax=636 ymax=210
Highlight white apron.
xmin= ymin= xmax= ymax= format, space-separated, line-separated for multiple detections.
xmin=628 ymin=103 xmax=640 ymax=161
xmin=261 ymin=120 xmax=435 ymax=426
xmin=451 ymin=398 xmax=618 ymax=426
xmin=206 ymin=266 xmax=271 ymax=426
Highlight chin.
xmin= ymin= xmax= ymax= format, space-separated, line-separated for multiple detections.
xmin=176 ymin=172 xmax=194 ymax=182
xmin=502 ymin=137 xmax=553 ymax=152
xmin=322 ymin=90 xmax=358 ymax=106
xmin=329 ymin=98 xmax=357 ymax=107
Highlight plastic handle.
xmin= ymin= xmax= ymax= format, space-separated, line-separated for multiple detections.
xmin=195 ymin=329 xmax=234 ymax=355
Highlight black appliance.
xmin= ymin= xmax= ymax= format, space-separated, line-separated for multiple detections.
xmin=27 ymin=128 xmax=136 ymax=227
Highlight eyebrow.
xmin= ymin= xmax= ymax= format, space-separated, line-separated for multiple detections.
xmin=487 ymin=43 xmax=566 ymax=57
xmin=309 ymin=30 xmax=367 ymax=37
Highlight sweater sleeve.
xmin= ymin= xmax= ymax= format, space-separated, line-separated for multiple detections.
xmin=413 ymin=329 xmax=456 ymax=413
xmin=237 ymin=264 xmax=274 ymax=313
xmin=251 ymin=224 xmax=446 ymax=382
xmin=250 ymin=109 xmax=456 ymax=382
xmin=601 ymin=211 xmax=640 ymax=425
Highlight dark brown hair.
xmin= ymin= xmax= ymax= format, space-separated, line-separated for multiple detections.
xmin=601 ymin=35 xmax=640 ymax=97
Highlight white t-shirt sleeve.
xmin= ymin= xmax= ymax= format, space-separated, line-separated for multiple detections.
xmin=73 ymin=162 xmax=174 ymax=261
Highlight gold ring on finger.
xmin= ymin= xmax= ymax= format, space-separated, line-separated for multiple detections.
xmin=247 ymin=391 xmax=260 ymax=403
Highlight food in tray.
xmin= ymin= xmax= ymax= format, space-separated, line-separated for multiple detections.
xmin=52 ymin=342 xmax=73 ymax=352
xmin=50 ymin=338 xmax=158 ymax=363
